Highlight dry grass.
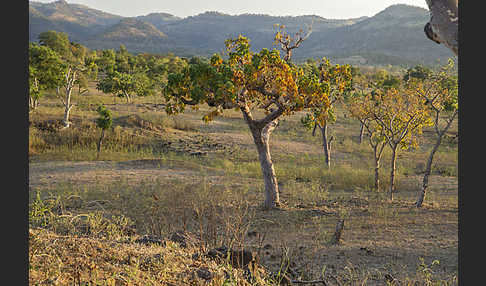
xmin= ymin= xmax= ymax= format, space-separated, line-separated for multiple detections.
xmin=29 ymin=87 xmax=458 ymax=285
xmin=29 ymin=228 xmax=273 ymax=286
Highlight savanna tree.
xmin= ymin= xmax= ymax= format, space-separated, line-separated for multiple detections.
xmin=301 ymin=58 xmax=353 ymax=168
xmin=95 ymin=105 xmax=113 ymax=160
xmin=349 ymin=69 xmax=402 ymax=145
xmin=405 ymin=60 xmax=458 ymax=207
xmin=28 ymin=42 xmax=64 ymax=111
xmin=38 ymin=31 xmax=95 ymax=127
xmin=164 ymin=35 xmax=338 ymax=209
xmin=144 ymin=53 xmax=188 ymax=95
xmin=369 ymin=86 xmax=432 ymax=201
xmin=347 ymin=78 xmax=388 ymax=192
xmin=96 ymin=46 xmax=155 ymax=103
xmin=74 ymin=50 xmax=98 ymax=96
xmin=349 ymin=68 xmax=369 ymax=144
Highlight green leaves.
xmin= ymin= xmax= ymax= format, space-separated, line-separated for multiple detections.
xmin=38 ymin=31 xmax=71 ymax=61
xmin=29 ymin=43 xmax=66 ymax=110
xmin=95 ymin=105 xmax=113 ymax=130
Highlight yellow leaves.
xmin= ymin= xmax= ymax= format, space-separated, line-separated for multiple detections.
xmin=210 ymin=54 xmax=223 ymax=67
xmin=202 ymin=109 xmax=222 ymax=123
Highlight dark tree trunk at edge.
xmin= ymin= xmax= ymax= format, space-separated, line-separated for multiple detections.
xmin=424 ymin=0 xmax=458 ymax=56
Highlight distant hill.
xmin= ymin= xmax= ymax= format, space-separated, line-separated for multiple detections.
xmin=29 ymin=0 xmax=123 ymax=43
xmin=135 ymin=13 xmax=182 ymax=30
xmin=97 ymin=18 xmax=167 ymax=40
xmin=29 ymin=1 xmax=453 ymax=67
xmin=81 ymin=18 xmax=174 ymax=55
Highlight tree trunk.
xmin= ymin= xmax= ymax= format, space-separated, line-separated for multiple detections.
xmin=416 ymin=136 xmax=442 ymax=207
xmin=63 ymin=96 xmax=73 ymax=128
xmin=359 ymin=122 xmax=365 ymax=144
xmin=124 ymin=91 xmax=131 ymax=103
xmin=319 ymin=123 xmax=332 ymax=168
xmin=30 ymin=77 xmax=39 ymax=112
xmin=60 ymin=68 xmax=76 ymax=128
xmin=250 ymin=120 xmax=280 ymax=209
xmin=424 ymin=0 xmax=458 ymax=56
xmin=416 ymin=110 xmax=457 ymax=207
xmin=373 ymin=147 xmax=381 ymax=192
xmin=97 ymin=129 xmax=105 ymax=160
xmin=389 ymin=146 xmax=398 ymax=201
xmin=330 ymin=219 xmax=345 ymax=245
xmin=371 ymin=140 xmax=386 ymax=192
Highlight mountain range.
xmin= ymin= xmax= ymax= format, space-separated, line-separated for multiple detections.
xmin=29 ymin=0 xmax=453 ymax=67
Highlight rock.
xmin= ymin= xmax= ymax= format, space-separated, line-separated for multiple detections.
xmin=196 ymin=267 xmax=213 ymax=281
xmin=247 ymin=231 xmax=258 ymax=238
xmin=169 ymin=230 xmax=199 ymax=248
xmin=140 ymin=253 xmax=164 ymax=270
xmin=134 ymin=235 xmax=164 ymax=246
xmin=206 ymin=246 xmax=259 ymax=269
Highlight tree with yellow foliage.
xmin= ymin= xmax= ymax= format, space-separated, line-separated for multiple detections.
xmin=347 ymin=78 xmax=387 ymax=192
xmin=370 ymin=87 xmax=432 ymax=200
xmin=301 ymin=58 xmax=353 ymax=168
xmin=404 ymin=60 xmax=458 ymax=207
xmin=164 ymin=34 xmax=349 ymax=209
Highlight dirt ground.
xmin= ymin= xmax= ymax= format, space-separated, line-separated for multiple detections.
xmin=29 ymin=158 xmax=458 ymax=284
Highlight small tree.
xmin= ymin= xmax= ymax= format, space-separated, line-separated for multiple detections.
xmin=407 ymin=60 xmax=458 ymax=207
xmin=95 ymin=105 xmax=113 ymax=160
xmin=369 ymin=87 xmax=432 ymax=201
xmin=348 ymin=86 xmax=387 ymax=192
xmin=39 ymin=31 xmax=95 ymax=128
xmin=96 ymin=46 xmax=154 ymax=103
xmin=28 ymin=43 xmax=64 ymax=112
xmin=300 ymin=58 xmax=353 ymax=168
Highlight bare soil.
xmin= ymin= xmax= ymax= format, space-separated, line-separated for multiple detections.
xmin=29 ymin=158 xmax=458 ymax=283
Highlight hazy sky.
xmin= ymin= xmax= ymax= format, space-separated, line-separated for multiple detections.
xmin=33 ymin=0 xmax=429 ymax=19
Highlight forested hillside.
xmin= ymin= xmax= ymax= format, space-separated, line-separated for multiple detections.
xmin=29 ymin=1 xmax=451 ymax=66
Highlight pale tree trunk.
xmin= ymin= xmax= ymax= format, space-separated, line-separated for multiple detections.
xmin=389 ymin=145 xmax=398 ymax=201
xmin=424 ymin=0 xmax=458 ymax=56
xmin=29 ymin=95 xmax=40 ymax=112
xmin=58 ymin=67 xmax=77 ymax=128
xmin=63 ymin=90 xmax=73 ymax=127
xmin=251 ymin=120 xmax=280 ymax=209
xmin=372 ymin=142 xmax=386 ymax=192
xmin=124 ymin=91 xmax=131 ymax=103
xmin=319 ymin=123 xmax=333 ymax=168
xmin=30 ymin=77 xmax=39 ymax=112
xmin=374 ymin=155 xmax=381 ymax=192
xmin=241 ymin=104 xmax=281 ymax=209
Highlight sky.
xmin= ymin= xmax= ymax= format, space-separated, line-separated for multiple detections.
xmin=33 ymin=0 xmax=429 ymax=19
